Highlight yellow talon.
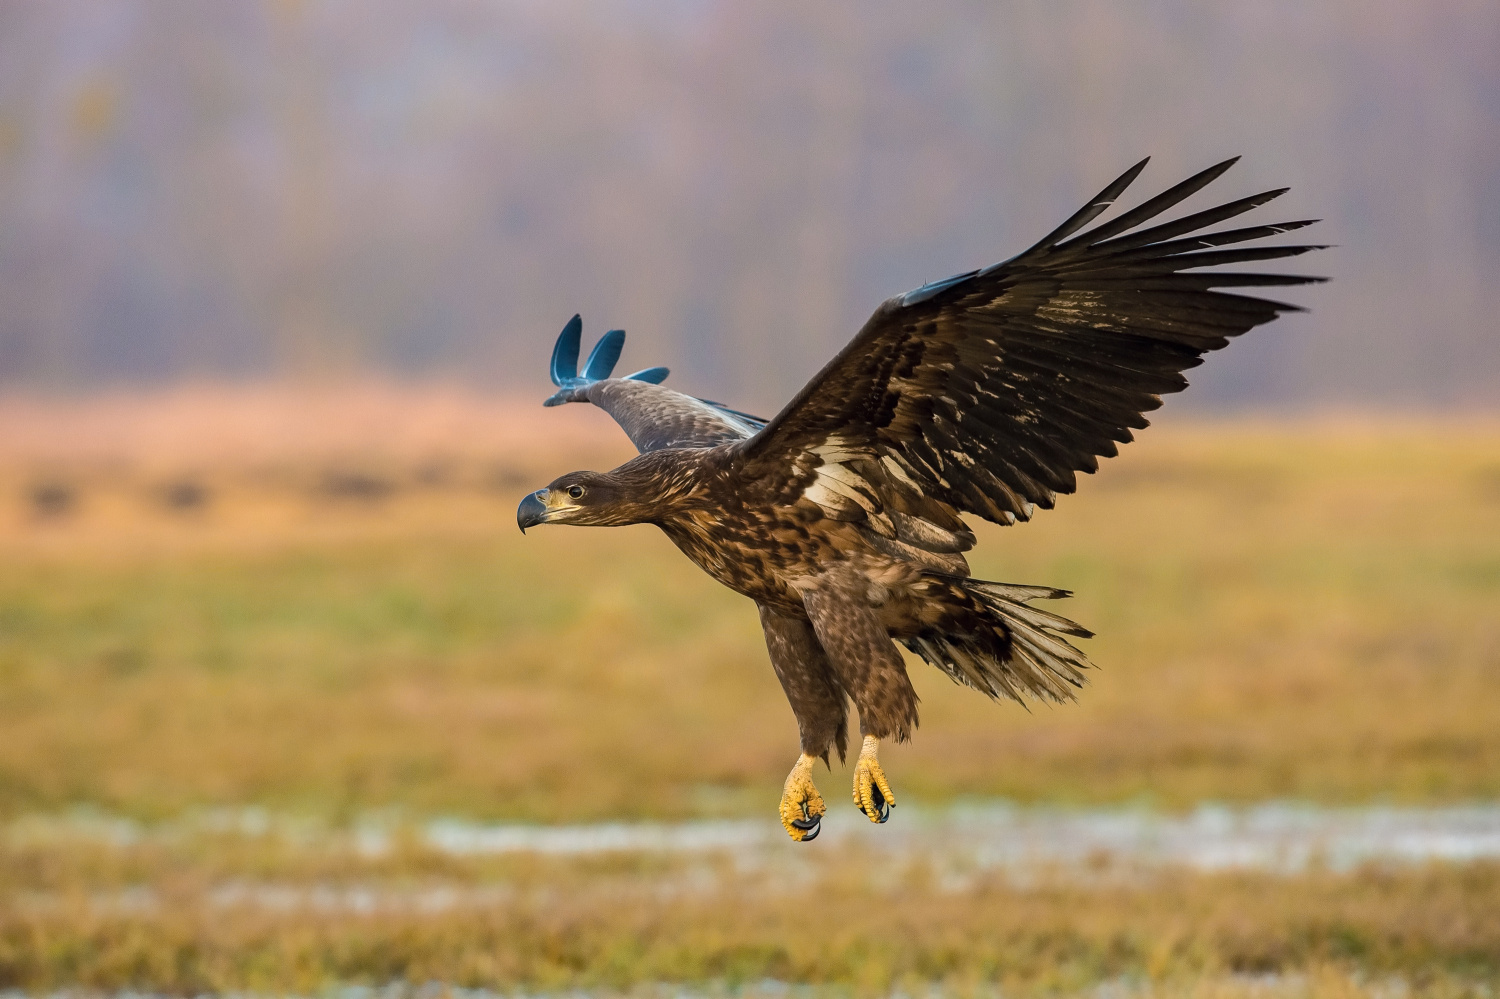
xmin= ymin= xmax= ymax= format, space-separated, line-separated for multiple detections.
xmin=853 ymin=734 xmax=895 ymax=823
xmin=779 ymin=753 xmax=827 ymax=842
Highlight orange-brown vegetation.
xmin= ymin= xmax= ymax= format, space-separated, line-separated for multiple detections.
xmin=2 ymin=386 xmax=1496 ymax=818
xmin=0 ymin=385 xmax=1497 ymax=992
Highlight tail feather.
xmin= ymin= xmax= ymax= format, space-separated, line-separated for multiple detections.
xmin=901 ymin=576 xmax=1095 ymax=706
xmin=970 ymin=581 xmax=1095 ymax=638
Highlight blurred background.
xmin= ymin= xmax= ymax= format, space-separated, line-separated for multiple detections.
xmin=1 ymin=3 xmax=1498 ymax=996
xmin=1 ymin=0 xmax=1497 ymax=406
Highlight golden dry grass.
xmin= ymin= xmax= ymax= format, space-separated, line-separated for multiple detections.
xmin=1 ymin=831 xmax=1498 ymax=995
xmin=0 ymin=385 xmax=1498 ymax=993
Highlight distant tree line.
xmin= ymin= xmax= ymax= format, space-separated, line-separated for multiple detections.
xmin=0 ymin=0 xmax=1495 ymax=408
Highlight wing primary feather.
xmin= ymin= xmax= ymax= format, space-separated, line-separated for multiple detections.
xmin=583 ymin=329 xmax=626 ymax=381
xmin=1086 ymin=221 xmax=1322 ymax=263
xmin=1061 ymin=243 xmax=1326 ymax=274
xmin=1078 ymin=273 xmax=1326 ymax=291
xmin=1086 ymin=189 xmax=1293 ymax=255
xmin=1060 ymin=156 xmax=1241 ymax=249
xmin=1018 ymin=156 xmax=1151 ymax=255
xmin=549 ymin=314 xmax=582 ymax=386
xmin=735 ymin=159 xmax=1322 ymax=529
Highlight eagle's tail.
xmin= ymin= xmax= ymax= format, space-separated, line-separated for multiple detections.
xmin=899 ymin=577 xmax=1095 ymax=706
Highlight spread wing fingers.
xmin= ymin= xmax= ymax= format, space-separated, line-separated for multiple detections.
xmin=738 ymin=157 xmax=1325 ymax=525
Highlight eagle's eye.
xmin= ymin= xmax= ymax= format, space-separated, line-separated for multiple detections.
xmin=567 ymin=485 xmax=585 ymax=500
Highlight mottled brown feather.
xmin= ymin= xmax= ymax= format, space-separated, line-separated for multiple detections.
xmin=535 ymin=159 xmax=1322 ymax=759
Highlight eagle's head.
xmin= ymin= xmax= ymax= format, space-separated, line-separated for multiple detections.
xmin=519 ymin=450 xmax=702 ymax=532
xmin=517 ymin=464 xmax=673 ymax=531
xmin=517 ymin=471 xmax=621 ymax=530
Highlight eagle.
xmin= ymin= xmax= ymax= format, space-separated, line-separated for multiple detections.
xmin=517 ymin=157 xmax=1322 ymax=841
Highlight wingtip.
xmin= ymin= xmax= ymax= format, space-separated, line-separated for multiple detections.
xmin=1111 ymin=157 xmax=1151 ymax=198
xmin=1166 ymin=156 xmax=1242 ymax=199
xmin=549 ymin=314 xmax=584 ymax=387
xmin=1107 ymin=157 xmax=1151 ymax=200
xmin=1020 ymin=157 xmax=1153 ymax=256
xmin=583 ymin=328 xmax=626 ymax=381
xmin=1202 ymin=156 xmax=1242 ymax=184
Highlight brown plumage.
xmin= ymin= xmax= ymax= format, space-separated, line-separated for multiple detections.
xmin=519 ymin=157 xmax=1323 ymax=840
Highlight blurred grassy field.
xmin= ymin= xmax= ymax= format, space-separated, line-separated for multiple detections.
xmin=1 ymin=389 xmax=1497 ymax=821
xmin=0 ymin=386 xmax=1498 ymax=993
xmin=2 ymin=827 xmax=1497 ymax=996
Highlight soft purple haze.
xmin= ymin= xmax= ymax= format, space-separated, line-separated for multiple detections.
xmin=0 ymin=1 xmax=1495 ymax=410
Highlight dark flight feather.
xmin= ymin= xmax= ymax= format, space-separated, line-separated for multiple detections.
xmin=738 ymin=156 xmax=1324 ymax=528
xmin=533 ymin=158 xmax=1322 ymax=730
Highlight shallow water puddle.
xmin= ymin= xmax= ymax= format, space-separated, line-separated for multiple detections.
xmin=11 ymin=803 xmax=1500 ymax=873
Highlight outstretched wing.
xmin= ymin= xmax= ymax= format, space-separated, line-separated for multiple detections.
xmin=543 ymin=315 xmax=766 ymax=452
xmin=738 ymin=157 xmax=1325 ymax=526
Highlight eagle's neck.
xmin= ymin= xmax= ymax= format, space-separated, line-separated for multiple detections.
xmin=608 ymin=448 xmax=713 ymax=524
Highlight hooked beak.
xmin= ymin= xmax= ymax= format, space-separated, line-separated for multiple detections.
xmin=517 ymin=490 xmax=550 ymax=533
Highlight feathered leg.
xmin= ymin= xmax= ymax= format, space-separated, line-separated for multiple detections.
xmin=758 ymin=604 xmax=848 ymax=841
xmin=799 ymin=575 xmax=916 ymax=824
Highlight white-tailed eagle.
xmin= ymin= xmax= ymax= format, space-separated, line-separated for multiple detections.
xmin=517 ymin=158 xmax=1323 ymax=841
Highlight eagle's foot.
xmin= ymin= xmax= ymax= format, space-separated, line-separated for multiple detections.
xmin=853 ymin=734 xmax=895 ymax=823
xmin=779 ymin=753 xmax=826 ymax=842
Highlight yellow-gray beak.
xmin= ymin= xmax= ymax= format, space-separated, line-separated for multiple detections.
xmin=517 ymin=490 xmax=550 ymax=533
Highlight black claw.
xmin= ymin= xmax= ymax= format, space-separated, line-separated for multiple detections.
xmin=799 ymin=822 xmax=820 ymax=842
xmin=789 ymin=815 xmax=820 ymax=831
xmin=870 ymin=785 xmax=890 ymax=823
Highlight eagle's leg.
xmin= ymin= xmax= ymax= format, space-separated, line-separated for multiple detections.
xmin=800 ymin=574 xmax=917 ymax=824
xmin=853 ymin=734 xmax=895 ymax=823
xmin=779 ymin=753 xmax=827 ymax=841
xmin=758 ymin=604 xmax=848 ymax=842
